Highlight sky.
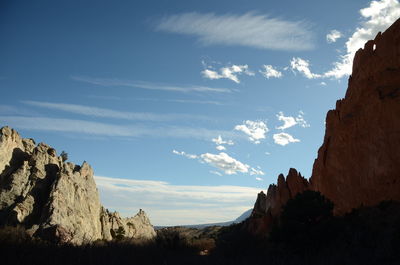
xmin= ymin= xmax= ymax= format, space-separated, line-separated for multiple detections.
xmin=1 ymin=0 xmax=400 ymax=226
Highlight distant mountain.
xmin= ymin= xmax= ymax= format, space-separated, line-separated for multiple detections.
xmin=155 ymin=208 xmax=252 ymax=229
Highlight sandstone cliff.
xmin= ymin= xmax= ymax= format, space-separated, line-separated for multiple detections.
xmin=0 ymin=126 xmax=156 ymax=244
xmin=248 ymin=18 xmax=400 ymax=233
xmin=310 ymin=18 xmax=400 ymax=215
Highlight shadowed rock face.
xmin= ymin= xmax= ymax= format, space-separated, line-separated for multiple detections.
xmin=248 ymin=18 xmax=400 ymax=233
xmin=248 ymin=168 xmax=309 ymax=234
xmin=0 ymin=126 xmax=156 ymax=244
xmin=310 ymin=18 xmax=400 ymax=215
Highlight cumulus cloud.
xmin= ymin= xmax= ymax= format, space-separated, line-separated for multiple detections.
xmin=324 ymin=0 xmax=400 ymax=79
xmin=216 ymin=145 xmax=226 ymax=151
xmin=273 ymin=132 xmax=300 ymax=146
xmin=276 ymin=112 xmax=297 ymax=130
xmin=173 ymin=149 xmax=260 ymax=176
xmin=326 ymin=30 xmax=342 ymax=43
xmin=200 ymin=152 xmax=250 ymax=175
xmin=255 ymin=177 xmax=264 ymax=181
xmin=290 ymin=57 xmax=321 ymax=79
xmin=259 ymin=65 xmax=283 ymax=79
xmin=156 ymin=12 xmax=315 ymax=51
xmin=234 ymin=120 xmax=269 ymax=144
xmin=212 ymin=135 xmax=234 ymax=146
xmin=95 ymin=176 xmax=262 ymax=225
xmin=276 ymin=111 xmax=310 ymax=130
xmin=202 ymin=64 xmax=254 ymax=83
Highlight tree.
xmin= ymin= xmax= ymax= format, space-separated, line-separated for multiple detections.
xmin=60 ymin=151 xmax=68 ymax=162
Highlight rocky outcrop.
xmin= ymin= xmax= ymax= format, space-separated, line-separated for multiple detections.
xmin=100 ymin=208 xmax=156 ymax=240
xmin=0 ymin=126 xmax=156 ymax=244
xmin=248 ymin=18 xmax=400 ymax=233
xmin=248 ymin=168 xmax=309 ymax=234
xmin=310 ymin=18 xmax=400 ymax=215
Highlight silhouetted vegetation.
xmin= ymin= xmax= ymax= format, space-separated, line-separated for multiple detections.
xmin=1 ymin=194 xmax=400 ymax=265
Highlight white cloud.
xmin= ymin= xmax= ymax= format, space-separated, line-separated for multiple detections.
xmin=276 ymin=111 xmax=297 ymax=130
xmin=212 ymin=135 xmax=234 ymax=146
xmin=250 ymin=167 xmax=265 ymax=176
xmin=255 ymin=177 xmax=264 ymax=181
xmin=320 ymin=82 xmax=327 ymax=86
xmin=259 ymin=65 xmax=283 ymax=79
xmin=210 ymin=170 xmax=223 ymax=176
xmin=71 ymin=76 xmax=232 ymax=93
xmin=156 ymin=12 xmax=315 ymax=51
xmin=273 ymin=132 xmax=300 ymax=146
xmin=296 ymin=111 xmax=310 ymax=128
xmin=326 ymin=30 xmax=342 ymax=43
xmin=0 ymin=116 xmax=238 ymax=140
xmin=22 ymin=100 xmax=208 ymax=122
xmin=202 ymin=64 xmax=254 ymax=83
xmin=95 ymin=176 xmax=263 ymax=226
xmin=172 ymin=150 xmax=198 ymax=159
xmin=265 ymin=152 xmax=271 ymax=155
xmin=216 ymin=145 xmax=226 ymax=151
xmin=276 ymin=111 xmax=310 ymax=130
xmin=290 ymin=57 xmax=321 ymax=79
xmin=234 ymin=120 xmax=269 ymax=144
xmin=200 ymin=152 xmax=250 ymax=175
xmin=324 ymin=0 xmax=400 ymax=79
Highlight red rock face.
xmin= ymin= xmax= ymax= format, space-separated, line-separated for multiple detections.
xmin=310 ymin=18 xmax=400 ymax=215
xmin=247 ymin=18 xmax=400 ymax=233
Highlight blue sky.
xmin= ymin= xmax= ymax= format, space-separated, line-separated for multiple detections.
xmin=1 ymin=0 xmax=399 ymax=225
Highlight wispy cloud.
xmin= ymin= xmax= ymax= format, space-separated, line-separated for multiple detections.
xmin=234 ymin=120 xmax=269 ymax=144
xmin=172 ymin=150 xmax=198 ymax=159
xmin=156 ymin=12 xmax=315 ymax=51
xmin=72 ymin=76 xmax=232 ymax=93
xmin=202 ymin=64 xmax=254 ymax=83
xmin=273 ymin=132 xmax=300 ymax=146
xmin=326 ymin=30 xmax=342 ymax=43
xmin=95 ymin=175 xmax=262 ymax=225
xmin=259 ymin=65 xmax=283 ymax=79
xmin=22 ymin=100 xmax=209 ymax=122
xmin=0 ymin=116 xmax=237 ymax=140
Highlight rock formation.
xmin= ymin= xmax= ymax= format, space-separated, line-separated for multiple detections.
xmin=248 ymin=168 xmax=309 ymax=234
xmin=310 ymin=18 xmax=400 ymax=215
xmin=248 ymin=18 xmax=400 ymax=233
xmin=0 ymin=126 xmax=156 ymax=244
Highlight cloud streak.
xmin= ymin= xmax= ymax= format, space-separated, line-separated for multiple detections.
xmin=72 ymin=76 xmax=232 ymax=93
xmin=156 ymin=12 xmax=315 ymax=51
xmin=0 ymin=116 xmax=238 ymax=140
xmin=22 ymin=100 xmax=209 ymax=122
xmin=95 ymin=176 xmax=261 ymax=225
